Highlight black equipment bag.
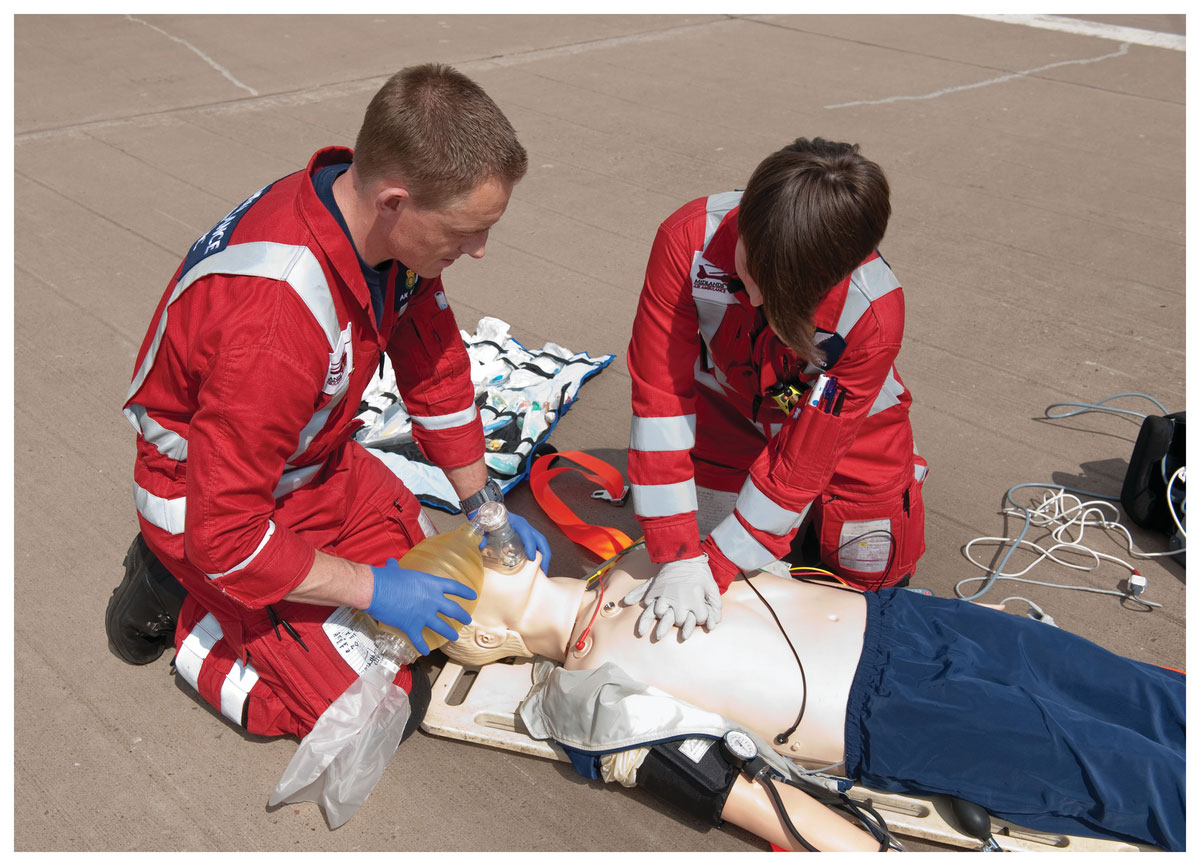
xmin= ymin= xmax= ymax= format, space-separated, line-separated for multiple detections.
xmin=1120 ymin=411 xmax=1185 ymax=539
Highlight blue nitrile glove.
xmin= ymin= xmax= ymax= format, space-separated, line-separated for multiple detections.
xmin=365 ymin=560 xmax=478 ymax=656
xmin=508 ymin=511 xmax=551 ymax=572
xmin=622 ymin=554 xmax=722 ymax=641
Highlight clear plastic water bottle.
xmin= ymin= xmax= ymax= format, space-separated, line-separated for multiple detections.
xmin=472 ymin=500 xmax=528 ymax=574
xmin=368 ymin=521 xmax=486 ymax=665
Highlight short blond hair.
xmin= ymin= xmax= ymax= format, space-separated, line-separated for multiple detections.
xmin=354 ymin=63 xmax=528 ymax=209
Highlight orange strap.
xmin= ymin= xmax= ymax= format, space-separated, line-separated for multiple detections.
xmin=530 ymin=450 xmax=635 ymax=561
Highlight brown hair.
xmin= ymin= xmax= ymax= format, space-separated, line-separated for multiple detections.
xmin=737 ymin=138 xmax=891 ymax=361
xmin=353 ymin=63 xmax=528 ymax=209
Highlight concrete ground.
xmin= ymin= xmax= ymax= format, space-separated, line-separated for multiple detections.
xmin=11 ymin=13 xmax=1186 ymax=853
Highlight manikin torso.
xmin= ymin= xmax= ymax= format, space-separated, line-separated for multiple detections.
xmin=472 ymin=546 xmax=868 ymax=769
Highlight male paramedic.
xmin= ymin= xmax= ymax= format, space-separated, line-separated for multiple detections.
xmin=105 ymin=63 xmax=550 ymax=742
xmin=625 ymin=138 xmax=926 ymax=640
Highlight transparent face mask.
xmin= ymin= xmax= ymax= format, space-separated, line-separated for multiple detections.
xmin=473 ymin=500 xmax=527 ymax=574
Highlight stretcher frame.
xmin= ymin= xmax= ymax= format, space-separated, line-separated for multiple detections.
xmin=421 ymin=656 xmax=1151 ymax=853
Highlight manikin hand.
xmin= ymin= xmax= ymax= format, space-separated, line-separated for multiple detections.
xmin=366 ymin=560 xmax=477 ymax=656
xmin=622 ymin=554 xmax=722 ymax=641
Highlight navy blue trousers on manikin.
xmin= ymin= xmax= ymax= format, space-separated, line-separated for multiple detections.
xmin=842 ymin=588 xmax=1185 ymax=851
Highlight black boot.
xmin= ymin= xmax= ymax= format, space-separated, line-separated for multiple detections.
xmin=106 ymin=534 xmax=188 ymax=665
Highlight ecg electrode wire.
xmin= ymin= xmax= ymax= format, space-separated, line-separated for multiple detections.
xmin=743 ymin=574 xmax=807 ymax=746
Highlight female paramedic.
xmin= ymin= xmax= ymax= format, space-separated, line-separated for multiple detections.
xmin=625 ymin=137 xmax=926 ymax=640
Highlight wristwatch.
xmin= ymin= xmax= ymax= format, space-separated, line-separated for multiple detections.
xmin=460 ymin=477 xmax=503 ymax=515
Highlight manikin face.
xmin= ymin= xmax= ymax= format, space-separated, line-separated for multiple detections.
xmin=734 ymin=236 xmax=765 ymax=307
xmin=380 ymin=176 xmax=513 ymax=279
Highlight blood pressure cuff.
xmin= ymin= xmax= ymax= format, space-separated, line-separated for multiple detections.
xmin=636 ymin=736 xmax=739 ymax=826
xmin=558 ymin=737 xmax=738 ymax=827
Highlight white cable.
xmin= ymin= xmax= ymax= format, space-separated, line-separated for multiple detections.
xmin=961 ymin=394 xmax=1181 ymax=609
xmin=998 ymin=596 xmax=1056 ymax=626
xmin=958 ymin=485 xmax=1166 ymax=608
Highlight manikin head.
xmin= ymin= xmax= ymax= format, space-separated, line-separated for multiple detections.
xmin=439 ymin=555 xmax=554 ymax=666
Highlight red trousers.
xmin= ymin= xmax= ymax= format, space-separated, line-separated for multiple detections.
xmin=141 ymin=442 xmax=431 ymax=737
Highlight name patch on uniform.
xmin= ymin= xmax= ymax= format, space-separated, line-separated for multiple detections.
xmin=180 ymin=183 xmax=274 ymax=275
xmin=324 ymin=324 xmax=353 ymax=394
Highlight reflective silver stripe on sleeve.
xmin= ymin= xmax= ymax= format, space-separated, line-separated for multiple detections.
xmin=915 ymin=461 xmax=928 ymax=482
xmin=126 ymin=242 xmax=341 ymax=405
xmin=175 ymin=613 xmax=258 ymax=727
xmin=202 ymin=520 xmax=276 ymax=579
xmin=133 ymin=481 xmax=187 ymax=535
xmin=410 ymin=404 xmax=479 ymax=431
xmin=219 ymin=657 xmax=260 ymax=725
xmin=735 ymin=478 xmax=811 ymax=536
xmin=274 ymin=463 xmax=323 ymax=498
xmin=125 ymin=240 xmax=351 ymax=471
xmin=703 ymin=191 xmax=743 ymax=247
xmin=136 ymin=465 xmax=318 ymax=536
xmin=709 ymin=514 xmax=774 ymax=572
xmin=630 ymin=414 xmax=696 ymax=452
xmin=631 ymin=480 xmax=698 ymax=518
xmin=867 ymin=367 xmax=906 ymax=417
xmin=125 ymin=403 xmax=189 ymax=461
xmin=834 ymin=257 xmax=902 ymax=341
xmin=289 ymin=387 xmax=350 ymax=461
xmin=175 ymin=613 xmax=222 ymax=694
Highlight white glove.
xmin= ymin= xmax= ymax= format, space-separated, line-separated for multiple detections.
xmin=622 ymin=554 xmax=722 ymax=641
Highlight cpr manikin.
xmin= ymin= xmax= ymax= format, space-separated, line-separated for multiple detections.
xmin=438 ymin=546 xmax=1184 ymax=852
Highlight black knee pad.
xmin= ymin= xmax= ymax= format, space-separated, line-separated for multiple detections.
xmin=400 ymin=662 xmax=431 ymax=743
xmin=634 ymin=737 xmax=740 ymax=826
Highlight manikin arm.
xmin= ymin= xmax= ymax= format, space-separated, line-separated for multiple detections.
xmin=721 ymin=775 xmax=881 ymax=852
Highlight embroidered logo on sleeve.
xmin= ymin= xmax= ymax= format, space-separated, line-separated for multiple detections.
xmin=690 ymin=253 xmax=738 ymax=305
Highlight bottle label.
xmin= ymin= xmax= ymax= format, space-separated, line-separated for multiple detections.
xmin=323 ymin=606 xmax=384 ymax=676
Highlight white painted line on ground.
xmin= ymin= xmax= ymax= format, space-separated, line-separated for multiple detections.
xmin=826 ymin=42 xmax=1130 ymax=109
xmin=969 ymin=14 xmax=1184 ymax=51
xmin=126 ymin=15 xmax=260 ymax=96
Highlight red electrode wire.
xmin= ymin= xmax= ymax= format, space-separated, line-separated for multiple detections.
xmin=574 ymin=572 xmax=606 ymax=651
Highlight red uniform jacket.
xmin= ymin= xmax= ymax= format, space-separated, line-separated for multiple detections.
xmin=628 ymin=193 xmax=919 ymax=589
xmin=124 ymin=147 xmax=483 ymax=610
